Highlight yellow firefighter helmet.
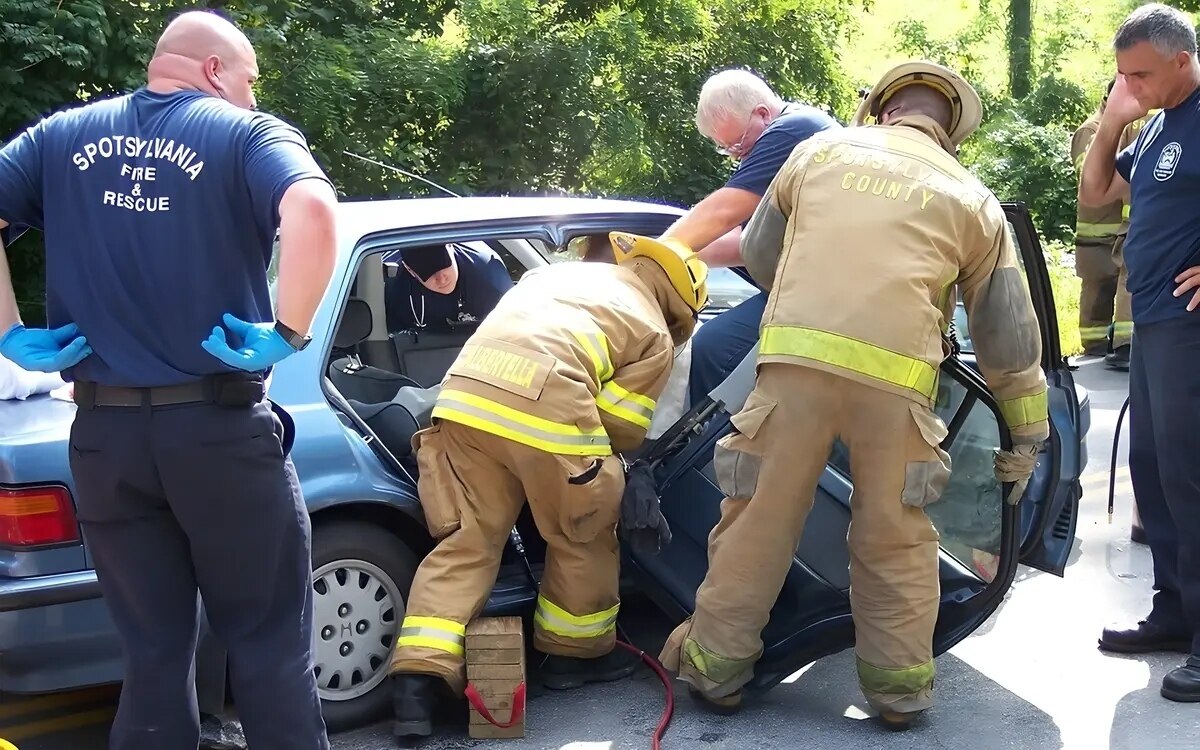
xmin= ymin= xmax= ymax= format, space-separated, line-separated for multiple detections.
xmin=608 ymin=232 xmax=709 ymax=313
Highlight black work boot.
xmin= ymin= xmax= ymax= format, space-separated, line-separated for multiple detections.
xmin=1099 ymin=620 xmax=1191 ymax=654
xmin=392 ymin=674 xmax=441 ymax=741
xmin=1161 ymin=657 xmax=1200 ymax=702
xmin=878 ymin=709 xmax=925 ymax=731
xmin=540 ymin=648 xmax=639 ymax=690
xmin=1105 ymin=344 xmax=1131 ymax=371
xmin=687 ymin=685 xmax=743 ymax=716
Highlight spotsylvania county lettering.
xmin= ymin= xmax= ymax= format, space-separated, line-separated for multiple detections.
xmin=72 ymin=135 xmax=205 ymax=213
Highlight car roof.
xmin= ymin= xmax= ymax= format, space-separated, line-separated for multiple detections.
xmin=334 ymin=195 xmax=686 ymax=246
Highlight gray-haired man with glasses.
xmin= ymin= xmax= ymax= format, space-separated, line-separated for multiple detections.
xmin=659 ymin=68 xmax=839 ymax=407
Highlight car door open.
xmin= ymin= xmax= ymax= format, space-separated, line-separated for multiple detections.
xmin=623 ymin=201 xmax=1082 ymax=694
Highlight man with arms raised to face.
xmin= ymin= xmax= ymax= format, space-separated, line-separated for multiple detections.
xmin=0 ymin=10 xmax=337 ymax=747
xmin=1081 ymin=3 xmax=1200 ymax=702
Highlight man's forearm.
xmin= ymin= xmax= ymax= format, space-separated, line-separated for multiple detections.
xmin=0 ymin=221 xmax=20 ymax=332
xmin=1079 ymin=120 xmax=1126 ymax=207
xmin=661 ymin=188 xmax=760 ymax=251
xmin=696 ymin=227 xmax=743 ymax=267
xmin=274 ymin=181 xmax=338 ymax=336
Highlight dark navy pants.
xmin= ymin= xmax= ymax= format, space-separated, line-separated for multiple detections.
xmin=1127 ymin=317 xmax=1200 ymax=656
xmin=68 ymin=398 xmax=329 ymax=750
xmin=688 ymin=290 xmax=768 ymax=407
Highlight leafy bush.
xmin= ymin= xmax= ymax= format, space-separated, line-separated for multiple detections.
xmin=962 ymin=111 xmax=1076 ymax=245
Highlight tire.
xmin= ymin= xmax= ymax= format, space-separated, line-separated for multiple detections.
xmin=310 ymin=520 xmax=419 ymax=732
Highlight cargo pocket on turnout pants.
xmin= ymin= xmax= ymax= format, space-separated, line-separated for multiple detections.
xmin=556 ymin=454 xmax=623 ymax=544
xmin=413 ymin=424 xmax=464 ymax=540
xmin=712 ymin=392 xmax=777 ymax=500
xmin=901 ymin=403 xmax=952 ymax=508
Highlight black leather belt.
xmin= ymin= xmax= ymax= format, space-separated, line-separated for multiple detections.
xmin=75 ymin=374 xmax=265 ymax=408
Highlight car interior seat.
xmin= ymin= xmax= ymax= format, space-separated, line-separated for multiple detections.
xmin=329 ymin=297 xmax=422 ymax=403
xmin=347 ymin=384 xmax=441 ymax=459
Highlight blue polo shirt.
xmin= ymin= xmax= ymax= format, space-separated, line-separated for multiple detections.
xmin=384 ymin=242 xmax=513 ymax=331
xmin=1116 ymin=85 xmax=1200 ymax=326
xmin=0 ymin=88 xmax=331 ymax=386
xmin=726 ymin=103 xmax=840 ymax=197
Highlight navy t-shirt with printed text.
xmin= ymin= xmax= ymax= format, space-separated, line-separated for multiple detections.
xmin=725 ymin=103 xmax=841 ymax=197
xmin=1116 ymin=86 xmax=1200 ymax=326
xmin=0 ymin=88 xmax=332 ymax=386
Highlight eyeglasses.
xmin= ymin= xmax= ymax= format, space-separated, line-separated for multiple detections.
xmin=715 ymin=109 xmax=761 ymax=157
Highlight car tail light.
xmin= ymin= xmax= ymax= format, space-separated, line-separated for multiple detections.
xmin=0 ymin=485 xmax=80 ymax=547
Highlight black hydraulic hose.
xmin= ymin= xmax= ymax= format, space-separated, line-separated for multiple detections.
xmin=1109 ymin=395 xmax=1131 ymax=523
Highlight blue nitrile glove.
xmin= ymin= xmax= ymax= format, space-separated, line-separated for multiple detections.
xmin=201 ymin=313 xmax=297 ymax=372
xmin=0 ymin=322 xmax=92 ymax=372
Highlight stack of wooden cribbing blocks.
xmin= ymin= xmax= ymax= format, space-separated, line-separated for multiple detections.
xmin=466 ymin=616 xmax=526 ymax=739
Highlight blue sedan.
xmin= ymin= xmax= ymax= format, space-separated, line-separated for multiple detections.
xmin=0 ymin=196 xmax=1087 ymax=731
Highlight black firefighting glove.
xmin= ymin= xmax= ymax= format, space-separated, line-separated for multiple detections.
xmin=619 ymin=460 xmax=673 ymax=554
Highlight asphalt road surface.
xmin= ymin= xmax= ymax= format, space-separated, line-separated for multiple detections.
xmin=4 ymin=358 xmax=1199 ymax=750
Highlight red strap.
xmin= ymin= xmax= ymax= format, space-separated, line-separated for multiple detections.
xmin=464 ymin=681 xmax=526 ymax=728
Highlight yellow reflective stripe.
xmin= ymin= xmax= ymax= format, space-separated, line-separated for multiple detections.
xmin=534 ymin=594 xmax=619 ymax=639
xmin=759 ymin=325 xmax=938 ymax=401
xmin=857 ymin=657 xmax=936 ymax=695
xmin=596 ymin=380 xmax=655 ymax=429
xmin=572 ymin=330 xmax=613 ymax=383
xmin=1113 ymin=322 xmax=1135 ymax=334
xmin=434 ymin=390 xmax=612 ymax=456
xmin=397 ymin=616 xmax=466 ymax=657
xmin=998 ymin=391 xmax=1048 ymax=428
xmin=683 ymin=638 xmax=755 ymax=684
xmin=1076 ymin=221 xmax=1122 ymax=237
xmin=1122 ymin=204 xmax=1131 ymax=220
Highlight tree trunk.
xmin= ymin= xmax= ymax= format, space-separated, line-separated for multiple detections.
xmin=1008 ymin=0 xmax=1032 ymax=99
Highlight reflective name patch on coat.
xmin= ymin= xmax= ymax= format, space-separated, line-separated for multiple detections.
xmin=451 ymin=340 xmax=554 ymax=401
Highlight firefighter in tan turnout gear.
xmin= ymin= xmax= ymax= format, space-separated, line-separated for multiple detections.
xmin=388 ymin=233 xmax=708 ymax=740
xmin=1071 ymin=79 xmax=1149 ymax=369
xmin=659 ymin=61 xmax=1049 ymax=729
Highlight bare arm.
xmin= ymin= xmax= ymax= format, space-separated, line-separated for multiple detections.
xmin=1078 ymin=119 xmax=1131 ymax=207
xmin=273 ymin=180 xmax=338 ymax=335
xmin=661 ymin=187 xmax=762 ymax=252
xmin=0 ymin=219 xmax=19 ymax=332
xmin=696 ymin=226 xmax=744 ymax=267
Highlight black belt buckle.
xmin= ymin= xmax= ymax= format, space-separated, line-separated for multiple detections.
xmin=211 ymin=373 xmax=265 ymax=407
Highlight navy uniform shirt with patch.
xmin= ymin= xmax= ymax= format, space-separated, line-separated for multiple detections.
xmin=0 ymin=89 xmax=331 ymax=386
xmin=1116 ymin=86 xmax=1200 ymax=326
xmin=384 ymin=242 xmax=513 ymax=331
xmin=725 ymin=103 xmax=841 ymax=197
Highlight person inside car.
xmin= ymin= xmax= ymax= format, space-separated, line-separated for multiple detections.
xmin=384 ymin=241 xmax=513 ymax=332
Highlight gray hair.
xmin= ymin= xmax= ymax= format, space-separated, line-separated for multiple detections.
xmin=1114 ymin=3 xmax=1197 ymax=56
xmin=695 ymin=69 xmax=783 ymax=138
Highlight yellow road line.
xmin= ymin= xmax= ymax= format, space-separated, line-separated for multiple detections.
xmin=2 ymin=706 xmax=115 ymax=741
xmin=0 ymin=686 xmax=119 ymax=722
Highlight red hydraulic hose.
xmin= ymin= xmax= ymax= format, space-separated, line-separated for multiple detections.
xmin=615 ymin=640 xmax=675 ymax=750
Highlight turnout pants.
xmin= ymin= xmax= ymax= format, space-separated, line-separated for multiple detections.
xmin=389 ymin=420 xmax=625 ymax=694
xmin=1127 ymin=318 xmax=1200 ymax=656
xmin=660 ymin=364 xmax=946 ymax=714
xmin=68 ymin=398 xmax=328 ymax=750
xmin=1076 ymin=237 xmax=1133 ymax=353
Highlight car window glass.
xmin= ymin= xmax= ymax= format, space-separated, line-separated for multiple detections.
xmin=826 ymin=375 xmax=1000 ymax=582
xmin=924 ymin=377 xmax=1003 ymax=582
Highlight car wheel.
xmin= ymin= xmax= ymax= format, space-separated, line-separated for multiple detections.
xmin=310 ymin=520 xmax=418 ymax=732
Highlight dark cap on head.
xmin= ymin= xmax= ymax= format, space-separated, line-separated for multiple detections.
xmin=402 ymin=245 xmax=452 ymax=281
